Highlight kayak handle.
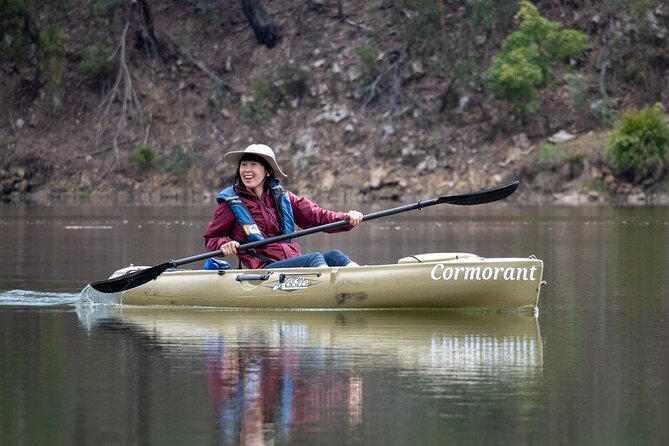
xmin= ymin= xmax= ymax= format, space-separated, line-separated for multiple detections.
xmin=236 ymin=274 xmax=271 ymax=282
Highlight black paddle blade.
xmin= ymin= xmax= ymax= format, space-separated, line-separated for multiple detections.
xmin=89 ymin=262 xmax=173 ymax=293
xmin=438 ymin=181 xmax=519 ymax=206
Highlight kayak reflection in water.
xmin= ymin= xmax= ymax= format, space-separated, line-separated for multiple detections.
xmin=203 ymin=143 xmax=363 ymax=269
xmin=206 ymin=335 xmax=363 ymax=444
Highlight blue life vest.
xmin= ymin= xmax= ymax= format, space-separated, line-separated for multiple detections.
xmin=216 ymin=180 xmax=295 ymax=242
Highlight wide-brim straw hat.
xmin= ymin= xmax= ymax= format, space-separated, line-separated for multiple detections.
xmin=224 ymin=144 xmax=288 ymax=179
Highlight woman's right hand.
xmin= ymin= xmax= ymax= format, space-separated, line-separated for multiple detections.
xmin=220 ymin=240 xmax=240 ymax=256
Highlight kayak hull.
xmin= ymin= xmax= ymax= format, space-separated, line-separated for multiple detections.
xmin=108 ymin=253 xmax=544 ymax=310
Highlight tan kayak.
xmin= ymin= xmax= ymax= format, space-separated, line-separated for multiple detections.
xmin=108 ymin=253 xmax=544 ymax=310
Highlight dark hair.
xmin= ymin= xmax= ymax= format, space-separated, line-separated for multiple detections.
xmin=234 ymin=153 xmax=276 ymax=191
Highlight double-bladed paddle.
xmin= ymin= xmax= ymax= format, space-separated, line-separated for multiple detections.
xmin=89 ymin=180 xmax=519 ymax=293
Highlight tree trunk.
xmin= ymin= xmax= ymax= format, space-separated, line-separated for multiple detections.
xmin=240 ymin=0 xmax=281 ymax=48
xmin=135 ymin=0 xmax=167 ymax=61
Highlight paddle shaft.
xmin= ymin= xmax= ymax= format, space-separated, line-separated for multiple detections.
xmin=89 ymin=181 xmax=519 ymax=293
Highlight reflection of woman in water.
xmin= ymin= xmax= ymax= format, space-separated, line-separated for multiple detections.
xmin=206 ymin=335 xmax=363 ymax=443
xmin=241 ymin=357 xmax=264 ymax=446
xmin=206 ymin=337 xmax=278 ymax=445
xmin=205 ymin=339 xmax=242 ymax=445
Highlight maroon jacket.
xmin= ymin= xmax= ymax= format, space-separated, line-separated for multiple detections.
xmin=203 ymin=185 xmax=353 ymax=269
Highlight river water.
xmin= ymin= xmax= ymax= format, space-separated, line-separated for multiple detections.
xmin=1 ymin=201 xmax=668 ymax=445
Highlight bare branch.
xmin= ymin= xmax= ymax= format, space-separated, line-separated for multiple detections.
xmin=70 ymin=145 xmax=114 ymax=160
xmin=361 ymin=46 xmax=408 ymax=116
xmin=344 ymin=19 xmax=372 ymax=32
xmin=95 ymin=20 xmax=144 ymax=177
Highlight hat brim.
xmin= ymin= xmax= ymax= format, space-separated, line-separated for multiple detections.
xmin=225 ymin=150 xmax=288 ymax=179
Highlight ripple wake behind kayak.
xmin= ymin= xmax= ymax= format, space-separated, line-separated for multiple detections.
xmin=0 ymin=289 xmax=82 ymax=306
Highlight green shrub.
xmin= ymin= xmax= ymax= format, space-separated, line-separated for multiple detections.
xmin=608 ymin=103 xmax=669 ymax=183
xmin=590 ymin=99 xmax=616 ymax=127
xmin=251 ymin=78 xmax=270 ymax=102
xmin=272 ymin=63 xmax=310 ymax=102
xmin=79 ymin=45 xmax=115 ymax=87
xmin=564 ymin=72 xmax=588 ymax=108
xmin=389 ymin=0 xmax=518 ymax=93
xmin=92 ymin=0 xmax=124 ymax=17
xmin=1 ymin=3 xmax=27 ymax=62
xmin=487 ymin=0 xmax=588 ymax=113
xmin=392 ymin=1 xmax=441 ymax=58
xmin=159 ymin=144 xmax=200 ymax=174
xmin=353 ymin=43 xmax=380 ymax=87
xmin=538 ymin=143 xmax=565 ymax=165
xmin=132 ymin=144 xmax=156 ymax=168
xmin=38 ymin=22 xmax=67 ymax=95
xmin=583 ymin=177 xmax=606 ymax=195
xmin=239 ymin=100 xmax=270 ymax=127
xmin=487 ymin=47 xmax=543 ymax=112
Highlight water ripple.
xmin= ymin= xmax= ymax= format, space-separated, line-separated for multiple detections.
xmin=0 ymin=289 xmax=82 ymax=306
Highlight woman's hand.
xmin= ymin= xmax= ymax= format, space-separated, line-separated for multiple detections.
xmin=220 ymin=240 xmax=240 ymax=256
xmin=346 ymin=210 xmax=364 ymax=227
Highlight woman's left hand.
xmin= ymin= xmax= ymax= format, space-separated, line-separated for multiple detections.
xmin=346 ymin=210 xmax=364 ymax=227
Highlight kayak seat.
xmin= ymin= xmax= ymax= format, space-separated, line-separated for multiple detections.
xmin=397 ymin=253 xmax=478 ymax=264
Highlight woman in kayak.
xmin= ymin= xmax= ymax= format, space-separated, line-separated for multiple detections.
xmin=204 ymin=143 xmax=363 ymax=269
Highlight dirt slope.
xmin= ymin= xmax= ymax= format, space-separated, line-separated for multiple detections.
xmin=1 ymin=1 xmax=668 ymax=205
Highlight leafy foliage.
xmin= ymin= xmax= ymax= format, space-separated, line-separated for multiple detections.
xmin=391 ymin=0 xmax=518 ymax=93
xmin=606 ymin=0 xmax=668 ymax=102
xmin=608 ymin=104 xmax=669 ymax=183
xmin=353 ymin=43 xmax=380 ymax=87
xmin=238 ymin=64 xmax=311 ymax=126
xmin=538 ymin=144 xmax=565 ymax=165
xmin=271 ymin=63 xmax=310 ymax=102
xmin=239 ymin=100 xmax=270 ymax=127
xmin=564 ymin=72 xmax=588 ymax=108
xmin=0 ymin=0 xmax=34 ymax=64
xmin=78 ymin=45 xmax=115 ymax=87
xmin=131 ymin=144 xmax=157 ymax=168
xmin=159 ymin=144 xmax=201 ymax=174
xmin=1 ymin=0 xmax=69 ymax=109
xmin=38 ymin=22 xmax=67 ymax=92
xmin=487 ymin=0 xmax=588 ymax=113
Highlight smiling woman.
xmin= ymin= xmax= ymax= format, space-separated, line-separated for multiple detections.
xmin=204 ymin=143 xmax=363 ymax=269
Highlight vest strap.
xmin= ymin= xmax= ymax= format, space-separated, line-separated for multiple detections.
xmin=216 ymin=181 xmax=294 ymax=244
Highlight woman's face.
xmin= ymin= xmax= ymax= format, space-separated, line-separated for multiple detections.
xmin=239 ymin=159 xmax=268 ymax=192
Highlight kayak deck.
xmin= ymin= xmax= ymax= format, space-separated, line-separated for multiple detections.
xmin=108 ymin=253 xmax=544 ymax=311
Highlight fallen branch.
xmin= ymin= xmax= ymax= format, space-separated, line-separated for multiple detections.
xmin=70 ymin=145 xmax=114 ymax=160
xmin=345 ymin=19 xmax=372 ymax=32
xmin=8 ymin=110 xmax=19 ymax=136
xmin=95 ymin=20 xmax=144 ymax=177
xmin=361 ymin=46 xmax=408 ymax=116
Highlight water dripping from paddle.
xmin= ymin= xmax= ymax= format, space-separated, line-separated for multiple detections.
xmin=76 ymin=285 xmax=121 ymax=330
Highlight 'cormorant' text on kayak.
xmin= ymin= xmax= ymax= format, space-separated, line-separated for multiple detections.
xmin=431 ymin=264 xmax=538 ymax=281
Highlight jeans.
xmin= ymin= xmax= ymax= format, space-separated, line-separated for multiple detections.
xmin=265 ymin=249 xmax=352 ymax=268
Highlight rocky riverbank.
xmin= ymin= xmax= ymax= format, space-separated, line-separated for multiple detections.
xmin=3 ymin=127 xmax=669 ymax=206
